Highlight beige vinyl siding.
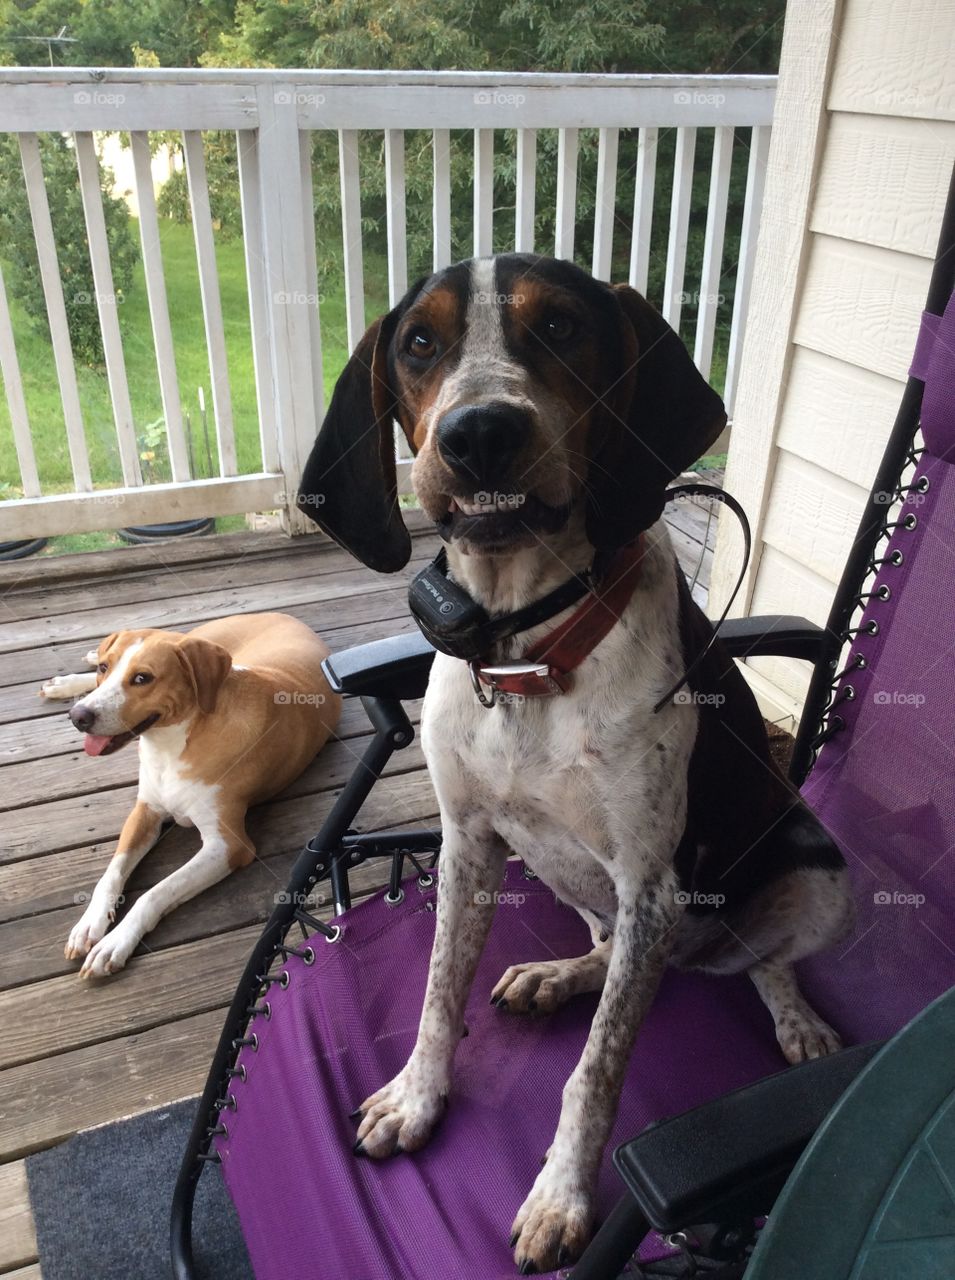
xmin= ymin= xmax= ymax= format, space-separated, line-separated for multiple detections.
xmin=712 ymin=0 xmax=955 ymax=728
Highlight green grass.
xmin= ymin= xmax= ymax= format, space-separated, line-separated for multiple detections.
xmin=35 ymin=513 xmax=249 ymax=558
xmin=0 ymin=218 xmax=389 ymax=495
xmin=0 ymin=215 xmax=730 ymax=556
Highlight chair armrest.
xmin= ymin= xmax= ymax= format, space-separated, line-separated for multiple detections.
xmin=718 ymin=615 xmax=826 ymax=662
xmin=322 ymin=631 xmax=436 ymax=701
xmin=613 ymin=1041 xmax=883 ymax=1233
xmin=321 ymin=614 xmax=822 ymax=703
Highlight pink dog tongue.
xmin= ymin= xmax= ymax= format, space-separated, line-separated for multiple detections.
xmin=84 ymin=733 xmax=113 ymax=756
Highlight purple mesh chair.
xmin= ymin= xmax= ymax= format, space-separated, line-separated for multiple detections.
xmin=172 ymin=168 xmax=955 ymax=1280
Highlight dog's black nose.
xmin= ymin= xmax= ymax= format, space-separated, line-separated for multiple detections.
xmin=70 ymin=703 xmax=96 ymax=732
xmin=436 ymin=402 xmax=531 ymax=488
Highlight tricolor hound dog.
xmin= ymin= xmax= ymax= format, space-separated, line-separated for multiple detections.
xmin=42 ymin=612 xmax=340 ymax=978
xmin=297 ymin=255 xmax=854 ymax=1273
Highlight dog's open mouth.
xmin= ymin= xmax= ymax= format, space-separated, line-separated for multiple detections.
xmin=83 ymin=713 xmax=160 ymax=757
xmin=439 ymin=493 xmax=571 ymax=548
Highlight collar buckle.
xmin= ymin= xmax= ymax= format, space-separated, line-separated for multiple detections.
xmin=468 ymin=660 xmax=569 ymax=707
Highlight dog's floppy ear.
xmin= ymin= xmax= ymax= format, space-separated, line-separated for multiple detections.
xmin=297 ymin=307 xmax=410 ymax=573
xmin=586 ymin=284 xmax=727 ymax=551
xmin=175 ymin=635 xmax=232 ymax=716
xmin=97 ymin=632 xmax=123 ymax=661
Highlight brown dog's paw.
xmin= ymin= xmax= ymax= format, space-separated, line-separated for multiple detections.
xmin=510 ymin=1167 xmax=594 ymax=1273
xmin=351 ymin=1067 xmax=447 ymax=1159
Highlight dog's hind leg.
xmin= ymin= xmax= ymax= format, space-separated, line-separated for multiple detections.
xmin=490 ymin=939 xmax=611 ymax=1014
xmin=750 ymin=962 xmax=842 ymax=1063
xmin=40 ymin=671 xmax=97 ymax=700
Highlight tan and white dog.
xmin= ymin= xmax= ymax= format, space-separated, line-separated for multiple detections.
xmin=42 ymin=612 xmax=340 ymax=978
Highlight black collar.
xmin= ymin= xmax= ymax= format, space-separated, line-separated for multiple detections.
xmin=408 ymin=547 xmax=598 ymax=663
xmin=406 ymin=484 xmax=753 ymax=709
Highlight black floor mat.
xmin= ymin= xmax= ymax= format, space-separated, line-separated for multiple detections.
xmin=26 ymin=1098 xmax=253 ymax=1280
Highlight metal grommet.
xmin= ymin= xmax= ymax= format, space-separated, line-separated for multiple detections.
xmin=856 ymin=654 xmax=867 ymax=669
xmin=303 ymin=946 xmax=315 ymax=965
xmin=219 ymin=1121 xmax=229 ymax=1140
xmin=417 ymin=873 xmax=435 ymax=889
xmin=843 ymin=684 xmax=855 ymax=700
xmin=278 ymin=970 xmax=290 ymax=989
xmin=877 ymin=584 xmax=891 ymax=600
xmin=384 ymin=888 xmax=405 ymax=906
xmin=867 ymin=620 xmax=880 ymax=635
xmin=263 ymin=1000 xmax=272 ymax=1021
xmin=890 ymin=550 xmax=904 ymax=565
xmin=904 ymin=513 xmax=918 ymax=529
xmin=325 ymin=924 xmax=342 ymax=943
xmin=917 ymin=475 xmax=930 ymax=492
xmin=521 ymin=865 xmax=538 ymax=880
xmin=250 ymin=1033 xmax=259 ymax=1052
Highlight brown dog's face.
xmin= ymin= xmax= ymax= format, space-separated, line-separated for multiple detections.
xmin=298 ymin=254 xmax=726 ymax=573
xmin=69 ymin=630 xmax=232 ymax=755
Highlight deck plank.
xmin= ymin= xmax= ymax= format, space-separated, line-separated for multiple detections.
xmin=0 ymin=925 xmax=267 ymax=1071
xmin=0 ymin=1007 xmax=227 ymax=1161
xmin=0 ymin=1162 xmax=37 ymax=1274
xmin=0 ymin=552 xmax=434 ymax=656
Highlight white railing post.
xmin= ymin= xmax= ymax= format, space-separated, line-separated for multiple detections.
xmin=694 ymin=126 xmax=735 ymax=381
xmin=662 ymin=126 xmax=697 ymax=333
xmin=253 ymin=85 xmax=324 ymax=533
xmin=724 ymin=125 xmax=772 ymax=417
xmin=629 ymin=127 xmax=659 ymax=294
xmin=432 ymin=129 xmax=453 ymax=270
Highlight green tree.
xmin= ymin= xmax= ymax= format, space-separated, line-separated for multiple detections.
xmin=0 ymin=132 xmax=140 ymax=364
xmin=1 ymin=0 xmax=237 ymax=67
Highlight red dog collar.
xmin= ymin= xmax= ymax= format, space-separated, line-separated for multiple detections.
xmin=469 ymin=536 xmax=647 ymax=705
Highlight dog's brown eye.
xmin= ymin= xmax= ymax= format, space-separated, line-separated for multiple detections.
xmin=406 ymin=327 xmax=436 ymax=359
xmin=131 ymin=672 xmax=154 ymax=686
xmin=97 ymin=662 xmax=108 ymax=674
xmin=542 ymin=313 xmax=575 ymax=343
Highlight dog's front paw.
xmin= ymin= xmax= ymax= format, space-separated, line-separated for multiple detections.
xmin=64 ymin=898 xmax=115 ymax=960
xmin=510 ymin=1162 xmax=594 ymax=1273
xmin=352 ymin=1066 xmax=448 ymax=1158
xmin=79 ymin=923 xmax=139 ymax=978
xmin=777 ymin=1010 xmax=842 ymax=1064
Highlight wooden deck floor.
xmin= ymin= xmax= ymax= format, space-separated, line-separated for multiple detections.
xmin=0 ymin=495 xmax=717 ymax=1277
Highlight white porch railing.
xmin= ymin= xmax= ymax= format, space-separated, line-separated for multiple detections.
xmin=0 ymin=68 xmax=775 ymax=542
